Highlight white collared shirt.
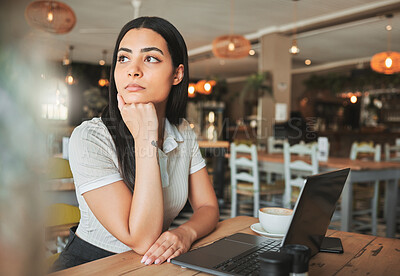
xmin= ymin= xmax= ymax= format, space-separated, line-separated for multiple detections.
xmin=68 ymin=117 xmax=206 ymax=253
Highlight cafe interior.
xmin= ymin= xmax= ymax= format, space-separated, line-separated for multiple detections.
xmin=1 ymin=0 xmax=400 ymax=275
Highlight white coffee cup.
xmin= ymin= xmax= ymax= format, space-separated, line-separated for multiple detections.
xmin=259 ymin=207 xmax=293 ymax=234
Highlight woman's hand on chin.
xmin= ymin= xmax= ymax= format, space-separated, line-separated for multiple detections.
xmin=140 ymin=226 xmax=196 ymax=265
xmin=117 ymin=93 xmax=158 ymax=142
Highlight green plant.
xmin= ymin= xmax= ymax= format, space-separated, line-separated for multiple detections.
xmin=82 ymin=86 xmax=108 ymax=118
xmin=303 ymin=69 xmax=400 ymax=95
xmin=239 ymin=71 xmax=272 ymax=103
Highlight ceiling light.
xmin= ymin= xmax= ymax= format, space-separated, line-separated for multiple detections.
xmin=98 ymin=50 xmax=109 ymax=87
xmin=371 ymin=52 xmax=400 ymax=74
xmin=289 ymin=0 xmax=301 ymax=55
xmin=370 ymin=14 xmax=400 ymax=74
xmin=99 ymin=50 xmax=107 ymax=66
xmin=47 ymin=10 xmax=54 ymax=22
xmin=25 ymin=1 xmax=76 ymax=34
xmin=305 ymin=59 xmax=311 ymax=65
xmin=65 ymin=72 xmax=74 ymax=85
xmin=249 ymin=49 xmax=255 ymax=56
xmin=212 ymin=0 xmax=251 ymax=59
xmin=65 ymin=45 xmax=75 ymax=85
xmin=62 ymin=45 xmax=73 ymax=65
xmin=289 ymin=39 xmax=300 ymax=55
xmin=188 ymin=83 xmax=196 ymax=98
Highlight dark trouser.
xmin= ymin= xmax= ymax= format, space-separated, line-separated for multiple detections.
xmin=50 ymin=226 xmax=115 ymax=272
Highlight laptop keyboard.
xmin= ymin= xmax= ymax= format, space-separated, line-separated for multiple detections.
xmin=213 ymin=238 xmax=281 ymax=276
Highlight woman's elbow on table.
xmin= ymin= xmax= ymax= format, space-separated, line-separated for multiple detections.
xmin=122 ymin=229 xmax=162 ymax=255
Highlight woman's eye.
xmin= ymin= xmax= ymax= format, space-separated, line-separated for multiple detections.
xmin=145 ymin=56 xmax=160 ymax=63
xmin=117 ymin=55 xmax=129 ymax=63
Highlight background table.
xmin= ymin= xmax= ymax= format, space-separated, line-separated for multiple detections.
xmin=50 ymin=216 xmax=400 ymax=276
xmin=257 ymin=153 xmax=400 ymax=237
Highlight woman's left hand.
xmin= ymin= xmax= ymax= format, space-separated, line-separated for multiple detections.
xmin=140 ymin=227 xmax=195 ymax=265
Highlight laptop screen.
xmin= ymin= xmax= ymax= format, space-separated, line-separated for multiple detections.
xmin=282 ymin=168 xmax=350 ymax=256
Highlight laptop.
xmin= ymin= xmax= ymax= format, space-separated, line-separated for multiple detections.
xmin=171 ymin=168 xmax=350 ymax=276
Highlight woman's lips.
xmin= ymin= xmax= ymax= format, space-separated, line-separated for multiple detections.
xmin=125 ymin=83 xmax=145 ymax=92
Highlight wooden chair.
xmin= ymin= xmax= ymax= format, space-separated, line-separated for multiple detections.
xmin=45 ymin=158 xmax=80 ymax=253
xmin=268 ymin=136 xmax=285 ymax=154
xmin=283 ymin=141 xmax=318 ymax=208
xmin=384 ymin=143 xmax=400 ymax=161
xmin=266 ymin=136 xmax=286 ymax=184
xmin=350 ymin=141 xmax=381 ymax=235
xmin=383 ymin=142 xmax=400 ymax=223
xmin=230 ymin=142 xmax=284 ymax=218
xmin=47 ymin=157 xmax=73 ymax=179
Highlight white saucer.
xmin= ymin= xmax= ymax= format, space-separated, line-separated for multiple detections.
xmin=250 ymin=223 xmax=285 ymax=238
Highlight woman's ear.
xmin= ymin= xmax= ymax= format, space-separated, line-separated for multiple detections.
xmin=172 ymin=64 xmax=184 ymax=85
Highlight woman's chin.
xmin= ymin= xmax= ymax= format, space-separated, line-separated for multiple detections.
xmin=122 ymin=96 xmax=149 ymax=105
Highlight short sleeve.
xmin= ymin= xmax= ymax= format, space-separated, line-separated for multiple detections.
xmin=187 ymin=126 xmax=206 ymax=175
xmin=69 ymin=120 xmax=123 ymax=195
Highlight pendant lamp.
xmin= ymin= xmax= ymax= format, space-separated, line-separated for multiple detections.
xmin=370 ymin=15 xmax=400 ymax=75
xmin=98 ymin=50 xmax=109 ymax=87
xmin=289 ymin=0 xmax=300 ymax=55
xmin=212 ymin=0 xmax=251 ymax=59
xmin=65 ymin=45 xmax=75 ymax=85
xmin=25 ymin=1 xmax=76 ymax=34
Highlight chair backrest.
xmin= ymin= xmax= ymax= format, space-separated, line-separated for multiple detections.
xmin=384 ymin=143 xmax=400 ymax=161
xmin=47 ymin=157 xmax=73 ymax=179
xmin=284 ymin=141 xmax=318 ymax=186
xmin=268 ymin=136 xmax=285 ymax=154
xmin=350 ymin=142 xmax=381 ymax=162
xmin=230 ymin=143 xmax=259 ymax=186
xmin=317 ymin=137 xmax=330 ymax=161
xmin=47 ymin=203 xmax=80 ymax=227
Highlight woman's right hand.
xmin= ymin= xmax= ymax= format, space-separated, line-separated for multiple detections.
xmin=117 ymin=93 xmax=158 ymax=142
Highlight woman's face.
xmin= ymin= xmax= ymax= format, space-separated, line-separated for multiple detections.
xmin=114 ymin=28 xmax=183 ymax=105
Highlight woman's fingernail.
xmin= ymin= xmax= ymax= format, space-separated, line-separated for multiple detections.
xmin=141 ymin=255 xmax=147 ymax=263
xmin=145 ymin=258 xmax=152 ymax=265
xmin=154 ymin=259 xmax=160 ymax=265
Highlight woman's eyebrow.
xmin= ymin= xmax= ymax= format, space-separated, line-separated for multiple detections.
xmin=117 ymin=46 xmax=164 ymax=55
xmin=141 ymin=47 xmax=164 ymax=55
xmin=118 ymin=47 xmax=132 ymax=53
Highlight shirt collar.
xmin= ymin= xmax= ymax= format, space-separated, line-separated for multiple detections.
xmin=162 ymin=119 xmax=184 ymax=154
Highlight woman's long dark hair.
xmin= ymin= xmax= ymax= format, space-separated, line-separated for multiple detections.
xmin=101 ymin=17 xmax=189 ymax=190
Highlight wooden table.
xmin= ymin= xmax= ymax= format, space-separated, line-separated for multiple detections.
xmin=257 ymin=153 xmax=400 ymax=238
xmin=49 ymin=216 xmax=400 ymax=276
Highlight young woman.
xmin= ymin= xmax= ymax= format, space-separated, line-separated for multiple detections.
xmin=51 ymin=16 xmax=219 ymax=271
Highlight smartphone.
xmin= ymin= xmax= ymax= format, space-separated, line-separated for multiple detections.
xmin=319 ymin=237 xmax=344 ymax=254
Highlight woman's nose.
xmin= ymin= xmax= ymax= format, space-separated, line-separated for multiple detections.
xmin=127 ymin=62 xmax=143 ymax=78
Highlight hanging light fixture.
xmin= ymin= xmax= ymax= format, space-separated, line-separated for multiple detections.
xmin=203 ymin=80 xmax=217 ymax=95
xmin=65 ymin=67 xmax=75 ymax=85
xmin=62 ymin=45 xmax=71 ymax=65
xmin=188 ymin=83 xmax=196 ymax=98
xmin=195 ymin=80 xmax=217 ymax=95
xmin=212 ymin=0 xmax=251 ymax=59
xmin=370 ymin=14 xmax=400 ymax=75
xmin=188 ymin=80 xmax=217 ymax=97
xmin=25 ymin=1 xmax=76 ymax=34
xmin=64 ymin=45 xmax=75 ymax=85
xmin=289 ymin=0 xmax=300 ymax=55
xmin=98 ymin=50 xmax=110 ymax=87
